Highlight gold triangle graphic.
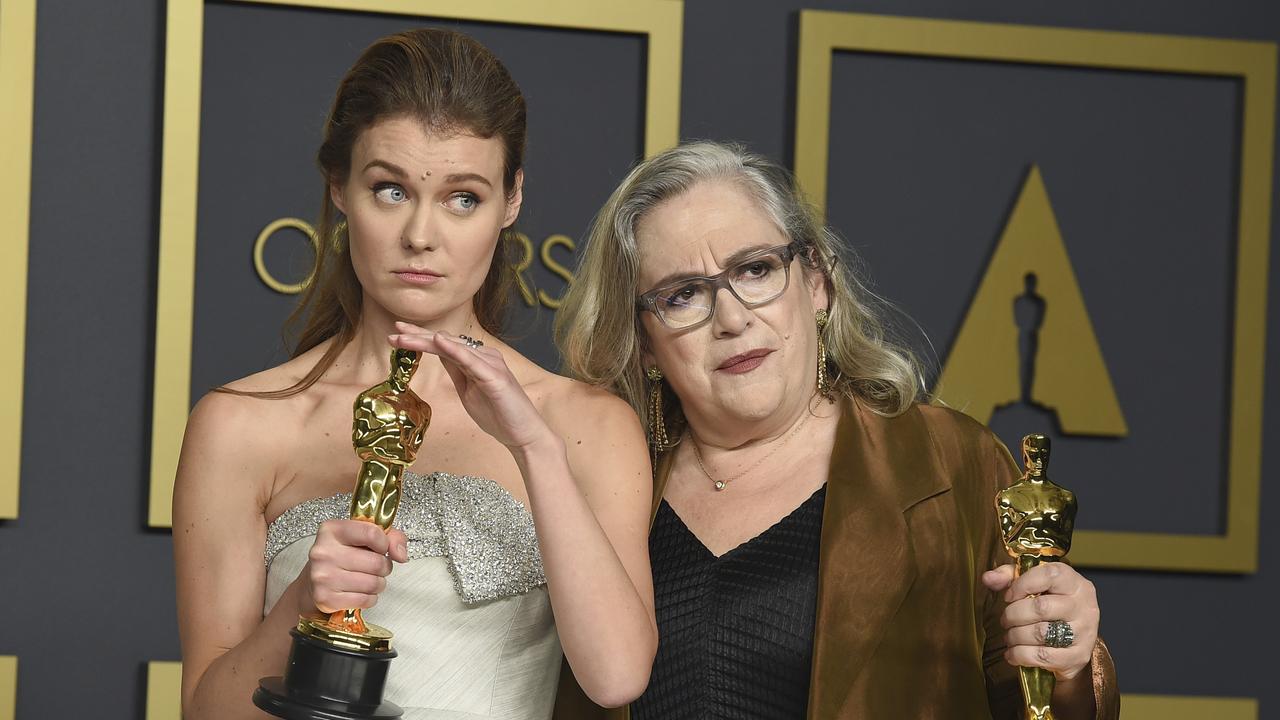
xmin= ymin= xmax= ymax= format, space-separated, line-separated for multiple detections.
xmin=936 ymin=166 xmax=1128 ymax=436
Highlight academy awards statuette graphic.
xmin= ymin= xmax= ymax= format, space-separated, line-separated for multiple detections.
xmin=996 ymin=435 xmax=1078 ymax=720
xmin=255 ymin=348 xmax=431 ymax=719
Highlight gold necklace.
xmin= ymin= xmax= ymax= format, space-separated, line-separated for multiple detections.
xmin=690 ymin=411 xmax=812 ymax=492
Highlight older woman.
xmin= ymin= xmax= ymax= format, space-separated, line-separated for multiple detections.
xmin=554 ymin=141 xmax=1117 ymax=719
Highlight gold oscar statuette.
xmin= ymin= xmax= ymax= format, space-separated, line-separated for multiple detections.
xmin=995 ymin=434 xmax=1077 ymax=720
xmin=255 ymin=347 xmax=431 ymax=720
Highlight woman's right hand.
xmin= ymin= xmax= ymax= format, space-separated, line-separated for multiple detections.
xmin=301 ymin=519 xmax=410 ymax=616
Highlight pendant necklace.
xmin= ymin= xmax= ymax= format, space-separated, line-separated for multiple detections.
xmin=690 ymin=410 xmax=812 ymax=492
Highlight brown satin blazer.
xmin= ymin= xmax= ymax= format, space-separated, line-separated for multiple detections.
xmin=553 ymin=400 xmax=1119 ymax=719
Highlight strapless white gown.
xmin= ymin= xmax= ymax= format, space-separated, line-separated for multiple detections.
xmin=263 ymin=470 xmax=562 ymax=719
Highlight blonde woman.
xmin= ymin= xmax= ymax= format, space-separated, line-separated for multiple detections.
xmin=554 ymin=141 xmax=1118 ymax=719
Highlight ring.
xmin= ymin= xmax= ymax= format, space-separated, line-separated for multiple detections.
xmin=458 ymin=334 xmax=484 ymax=349
xmin=1044 ymin=620 xmax=1075 ymax=648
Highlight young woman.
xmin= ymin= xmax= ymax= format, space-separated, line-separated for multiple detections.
xmin=173 ymin=29 xmax=656 ymax=720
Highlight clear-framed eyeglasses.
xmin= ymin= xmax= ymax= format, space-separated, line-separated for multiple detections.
xmin=636 ymin=240 xmax=806 ymax=330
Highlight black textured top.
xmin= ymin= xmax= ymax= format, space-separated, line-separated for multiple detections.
xmin=633 ymin=485 xmax=827 ymax=720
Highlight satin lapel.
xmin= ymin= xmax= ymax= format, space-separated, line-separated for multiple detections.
xmin=806 ymin=401 xmax=945 ymax=718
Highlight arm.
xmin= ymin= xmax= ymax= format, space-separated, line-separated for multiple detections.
xmin=524 ymin=390 xmax=657 ymax=708
xmin=390 ymin=327 xmax=657 ymax=707
xmin=173 ymin=392 xmax=307 ymax=719
xmin=174 ymin=393 xmax=407 ymax=719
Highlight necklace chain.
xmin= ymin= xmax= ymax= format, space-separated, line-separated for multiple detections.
xmin=690 ymin=411 xmax=812 ymax=492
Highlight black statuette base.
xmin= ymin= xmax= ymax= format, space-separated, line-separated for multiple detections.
xmin=253 ymin=628 xmax=402 ymax=720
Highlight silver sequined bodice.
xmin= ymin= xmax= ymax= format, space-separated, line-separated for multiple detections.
xmin=263 ymin=470 xmax=562 ymax=719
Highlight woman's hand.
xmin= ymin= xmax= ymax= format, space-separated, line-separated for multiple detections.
xmin=302 ymin=519 xmax=409 ymax=616
xmin=389 ymin=322 xmax=552 ymax=452
xmin=982 ymin=562 xmax=1100 ymax=681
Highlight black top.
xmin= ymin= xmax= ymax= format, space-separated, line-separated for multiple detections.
xmin=633 ymin=485 xmax=827 ymax=720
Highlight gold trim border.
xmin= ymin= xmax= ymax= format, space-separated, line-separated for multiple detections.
xmin=0 ymin=657 xmax=14 ymax=720
xmin=0 ymin=0 xmax=36 ymax=518
xmin=795 ymin=10 xmax=1277 ymax=573
xmin=148 ymin=0 xmax=684 ymax=527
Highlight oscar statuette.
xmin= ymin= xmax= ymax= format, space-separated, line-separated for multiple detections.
xmin=255 ymin=348 xmax=432 ymax=719
xmin=995 ymin=435 xmax=1077 ymax=720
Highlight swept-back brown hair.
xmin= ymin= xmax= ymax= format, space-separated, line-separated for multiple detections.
xmin=243 ymin=28 xmax=526 ymax=399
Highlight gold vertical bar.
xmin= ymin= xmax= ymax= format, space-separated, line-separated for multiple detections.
xmin=145 ymin=661 xmax=183 ymax=720
xmin=0 ymin=657 xmax=15 ymax=720
xmin=149 ymin=0 xmax=204 ymax=527
xmin=0 ymin=0 xmax=37 ymax=518
xmin=794 ymin=10 xmax=834 ymax=212
xmin=1223 ymin=42 xmax=1276 ymax=573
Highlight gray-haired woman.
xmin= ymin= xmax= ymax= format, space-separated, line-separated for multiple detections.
xmin=552 ymin=141 xmax=1118 ymax=719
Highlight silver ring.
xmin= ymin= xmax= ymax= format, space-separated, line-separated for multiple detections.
xmin=1044 ymin=620 xmax=1075 ymax=648
xmin=458 ymin=334 xmax=484 ymax=349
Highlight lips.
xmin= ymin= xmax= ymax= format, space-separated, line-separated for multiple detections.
xmin=394 ymin=269 xmax=442 ymax=285
xmin=716 ymin=348 xmax=774 ymax=374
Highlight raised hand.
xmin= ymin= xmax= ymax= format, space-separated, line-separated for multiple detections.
xmin=388 ymin=321 xmax=552 ymax=452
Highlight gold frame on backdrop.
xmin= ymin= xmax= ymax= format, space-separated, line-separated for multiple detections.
xmin=0 ymin=0 xmax=37 ymax=519
xmin=148 ymin=0 xmax=684 ymax=527
xmin=0 ymin=656 xmax=15 ymax=720
xmin=795 ymin=10 xmax=1276 ymax=575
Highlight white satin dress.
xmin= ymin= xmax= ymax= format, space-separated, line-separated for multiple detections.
xmin=263 ymin=470 xmax=562 ymax=719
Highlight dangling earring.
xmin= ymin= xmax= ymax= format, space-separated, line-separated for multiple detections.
xmin=646 ymin=367 xmax=670 ymax=449
xmin=815 ymin=309 xmax=833 ymax=400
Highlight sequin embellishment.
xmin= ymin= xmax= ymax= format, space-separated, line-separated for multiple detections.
xmin=264 ymin=471 xmax=546 ymax=604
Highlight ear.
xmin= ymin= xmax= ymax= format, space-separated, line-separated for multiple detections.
xmin=804 ymin=265 xmax=830 ymax=314
xmin=502 ymin=169 xmax=524 ymax=228
xmin=329 ymin=180 xmax=347 ymax=215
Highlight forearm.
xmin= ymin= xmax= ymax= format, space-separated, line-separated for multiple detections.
xmin=512 ymin=435 xmax=657 ymax=707
xmin=185 ymin=579 xmax=311 ymax=720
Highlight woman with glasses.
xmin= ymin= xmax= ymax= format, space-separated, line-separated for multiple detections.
xmin=553 ymin=141 xmax=1118 ymax=719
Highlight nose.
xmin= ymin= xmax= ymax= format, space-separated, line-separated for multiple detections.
xmin=710 ymin=286 xmax=752 ymax=338
xmin=401 ymin=203 xmax=436 ymax=252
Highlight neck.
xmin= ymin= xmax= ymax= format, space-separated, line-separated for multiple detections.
xmin=338 ymin=294 xmax=484 ymax=390
xmin=684 ymin=394 xmax=828 ymax=452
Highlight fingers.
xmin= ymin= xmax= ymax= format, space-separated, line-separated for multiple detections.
xmin=982 ymin=564 xmax=1015 ymax=592
xmin=387 ymin=528 xmax=409 ymax=563
xmin=308 ymin=520 xmax=400 ymax=613
xmin=1001 ymin=592 xmax=1075 ymax=629
xmin=1002 ymin=644 xmax=1088 ymax=680
xmin=1006 ymin=562 xmax=1081 ymax=602
xmin=324 ymin=518 xmax=391 ymax=555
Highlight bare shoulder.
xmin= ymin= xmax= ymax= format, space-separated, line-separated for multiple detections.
xmin=538 ymin=372 xmax=644 ymax=442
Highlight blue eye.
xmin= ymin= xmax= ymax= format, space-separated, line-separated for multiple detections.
xmin=373 ymin=184 xmax=407 ymax=204
xmin=448 ymin=193 xmax=479 ymax=213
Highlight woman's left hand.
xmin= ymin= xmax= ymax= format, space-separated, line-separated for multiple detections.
xmin=389 ymin=322 xmax=551 ymax=452
xmin=981 ymin=562 xmax=1100 ymax=681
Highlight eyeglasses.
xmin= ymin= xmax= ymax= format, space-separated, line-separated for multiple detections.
xmin=636 ymin=241 xmax=804 ymax=330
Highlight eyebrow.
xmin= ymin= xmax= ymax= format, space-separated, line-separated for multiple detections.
xmin=363 ymin=159 xmax=408 ymax=176
xmin=644 ymin=242 xmax=780 ymax=293
xmin=443 ymin=172 xmax=493 ymax=188
xmin=361 ymin=161 xmax=494 ymax=189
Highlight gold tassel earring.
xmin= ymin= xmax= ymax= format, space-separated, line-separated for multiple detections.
xmin=647 ymin=367 xmax=670 ymax=449
xmin=815 ymin=309 xmax=832 ymax=399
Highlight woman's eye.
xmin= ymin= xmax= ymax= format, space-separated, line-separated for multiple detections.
xmin=738 ymin=260 xmax=772 ymax=280
xmin=660 ymin=285 xmax=700 ymax=308
xmin=447 ymin=193 xmax=479 ymax=213
xmin=373 ymin=184 xmax=407 ymax=204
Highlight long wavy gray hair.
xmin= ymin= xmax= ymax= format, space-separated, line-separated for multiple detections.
xmin=555 ymin=140 xmax=925 ymax=440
